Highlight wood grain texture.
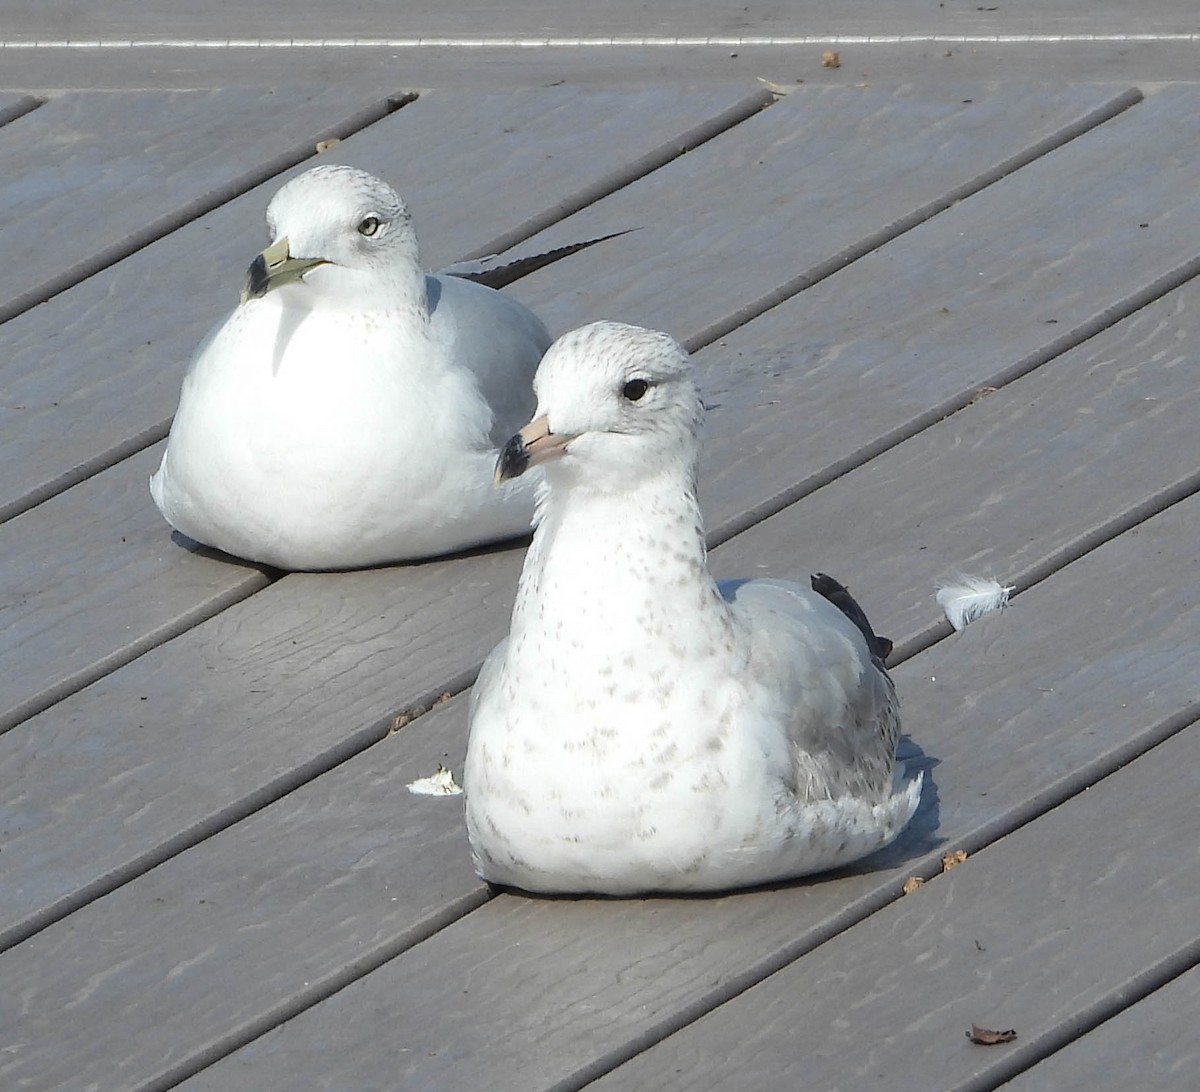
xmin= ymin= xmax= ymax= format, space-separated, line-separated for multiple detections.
xmin=502 ymin=83 xmax=1141 ymax=346
xmin=0 ymin=543 xmax=521 ymax=950
xmin=5 ymin=419 xmax=1198 ymax=1090
xmin=586 ymin=726 xmax=1200 ymax=1092
xmin=1003 ymin=963 xmax=1200 ymax=1092
xmin=0 ymin=87 xmax=401 ymax=320
xmin=0 ymin=443 xmax=272 ymax=733
xmin=167 ymin=494 xmax=1200 ymax=1092
xmin=0 ymin=83 xmax=1163 ymax=726
xmin=0 ymin=693 xmax=485 ymax=1092
xmin=6 ymin=81 xmax=1200 ymax=1091
xmin=707 ymin=273 xmax=1200 ymax=645
xmin=6 ymin=84 xmax=1200 ymax=961
xmin=0 ymin=85 xmax=761 ymax=519
xmin=684 ymin=84 xmax=1200 ymax=539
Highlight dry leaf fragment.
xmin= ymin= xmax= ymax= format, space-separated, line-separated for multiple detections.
xmin=967 ymin=1024 xmax=1017 ymax=1045
xmin=942 ymin=849 xmax=968 ymax=871
xmin=315 ymin=138 xmax=340 ymax=154
xmin=389 ymin=693 xmax=454 ymax=734
xmin=821 ymin=50 xmax=841 ymax=68
xmin=389 ymin=704 xmax=428 ymax=733
xmin=967 ymin=385 xmax=998 ymax=404
xmin=902 ymin=876 xmax=925 ymax=895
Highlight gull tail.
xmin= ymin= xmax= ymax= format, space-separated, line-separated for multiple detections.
xmin=935 ymin=575 xmax=1013 ymax=631
xmin=811 ymin=573 xmax=893 ymax=666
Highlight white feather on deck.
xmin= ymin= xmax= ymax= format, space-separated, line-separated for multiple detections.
xmin=406 ymin=765 xmax=463 ymax=796
xmin=936 ymin=576 xmax=1013 ymax=631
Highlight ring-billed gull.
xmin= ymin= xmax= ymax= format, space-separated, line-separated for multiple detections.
xmin=150 ymin=164 xmax=551 ymax=570
xmin=464 ymin=321 xmax=921 ymax=895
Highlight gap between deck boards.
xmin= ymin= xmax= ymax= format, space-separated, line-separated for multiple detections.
xmin=10 ymin=374 xmax=1200 ymax=1081
xmin=136 ymin=520 xmax=1200 ymax=1091
xmin=0 ymin=93 xmax=414 ymax=330
xmin=1 ymin=82 xmax=1141 ymax=523
xmin=3 ymin=82 xmax=1162 ymax=740
xmin=4 ymin=84 xmax=1197 ymax=958
xmin=8 ymin=261 xmax=1200 ymax=1087
xmin=681 ymin=87 xmax=1145 ymax=352
xmin=0 ymin=88 xmax=774 ymax=526
xmin=0 ymin=93 xmax=41 ymax=127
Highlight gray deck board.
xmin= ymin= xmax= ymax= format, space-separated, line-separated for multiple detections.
xmin=0 ymin=547 xmax=518 ymax=950
xmin=501 ymin=82 xmax=1141 ymax=347
xmin=5 ymin=81 xmax=1200 ymax=959
xmin=585 ymin=726 xmax=1200 ymax=1092
xmin=1 ymin=81 xmax=1174 ymax=718
xmin=0 ymin=85 xmax=760 ymax=732
xmin=708 ymin=273 xmax=1200 ymax=642
xmin=0 ymin=88 xmax=400 ymax=322
xmin=1004 ymin=963 xmax=1200 ymax=1092
xmin=160 ymin=493 xmax=1200 ymax=1092
xmin=3 ymin=31 xmax=1199 ymax=1087
xmin=4 ymin=320 xmax=1198 ymax=1087
xmin=0 ymin=443 xmax=272 ymax=733
xmin=0 ymin=85 xmax=761 ymax=520
xmin=672 ymin=85 xmax=1200 ymax=542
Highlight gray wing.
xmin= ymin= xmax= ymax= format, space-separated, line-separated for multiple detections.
xmin=427 ymin=274 xmax=551 ymax=447
xmin=721 ymin=577 xmax=901 ymax=802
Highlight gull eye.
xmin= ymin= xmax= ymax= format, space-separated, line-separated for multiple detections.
xmin=357 ymin=216 xmax=381 ymax=237
xmin=622 ymin=378 xmax=650 ymax=402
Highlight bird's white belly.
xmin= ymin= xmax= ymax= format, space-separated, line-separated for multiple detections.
xmin=466 ymin=643 xmax=919 ymax=895
xmin=465 ymin=662 xmax=809 ymax=894
xmin=153 ymin=307 xmax=527 ymax=568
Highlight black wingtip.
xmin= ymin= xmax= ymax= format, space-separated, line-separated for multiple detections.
xmin=811 ymin=572 xmax=893 ymax=666
xmin=452 ymin=229 xmax=639 ymax=290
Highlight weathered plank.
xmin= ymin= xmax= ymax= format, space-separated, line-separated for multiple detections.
xmin=4 ymin=368 xmax=1199 ymax=1089
xmin=509 ymin=86 xmax=1200 ymax=542
xmin=707 ymin=272 xmax=1200 ymax=644
xmin=1003 ymin=963 xmax=1200 ymax=1092
xmin=2 ymin=81 xmax=1172 ymax=737
xmin=0 ymin=85 xmax=767 ymax=726
xmin=502 ymin=82 xmax=1144 ymax=345
xmin=0 ymin=84 xmax=766 ymax=520
xmin=6 ymin=89 xmax=1200 ymax=954
xmin=340 ymin=85 xmax=774 ymax=270
xmin=0 ymin=543 xmax=518 ymax=951
xmin=584 ymin=728 xmax=1200 ymax=1092
xmin=0 ymin=443 xmax=272 ymax=733
xmin=154 ymin=491 xmax=1199 ymax=1091
xmin=0 ymin=695 xmax=483 ymax=1092
xmin=0 ymin=88 xmax=404 ymax=322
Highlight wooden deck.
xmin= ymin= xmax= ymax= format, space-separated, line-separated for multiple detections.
xmin=2 ymin=7 xmax=1198 ymax=1089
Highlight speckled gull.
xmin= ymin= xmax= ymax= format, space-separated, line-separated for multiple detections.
xmin=464 ymin=321 xmax=921 ymax=895
xmin=150 ymin=164 xmax=551 ymax=570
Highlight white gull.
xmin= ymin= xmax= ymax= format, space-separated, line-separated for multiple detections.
xmin=151 ymin=164 xmax=550 ymax=570
xmin=464 ymin=321 xmax=921 ymax=895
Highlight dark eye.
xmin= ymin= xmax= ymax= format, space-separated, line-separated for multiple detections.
xmin=622 ymin=378 xmax=649 ymax=402
xmin=357 ymin=216 xmax=381 ymax=237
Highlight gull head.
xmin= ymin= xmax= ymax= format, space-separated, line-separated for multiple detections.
xmin=496 ymin=321 xmax=702 ymax=492
xmin=241 ymin=164 xmax=421 ymax=306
